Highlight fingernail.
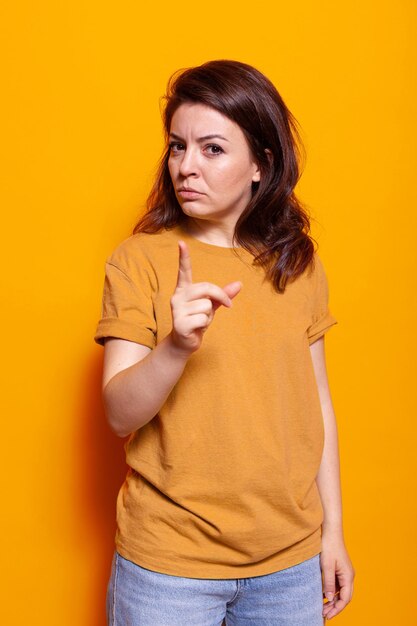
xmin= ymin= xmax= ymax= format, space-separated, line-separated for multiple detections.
xmin=326 ymin=592 xmax=334 ymax=602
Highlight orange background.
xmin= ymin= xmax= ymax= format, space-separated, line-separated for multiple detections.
xmin=1 ymin=1 xmax=416 ymax=624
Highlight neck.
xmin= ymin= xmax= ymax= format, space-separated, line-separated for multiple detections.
xmin=184 ymin=218 xmax=238 ymax=248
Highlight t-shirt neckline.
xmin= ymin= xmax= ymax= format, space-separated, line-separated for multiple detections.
xmin=172 ymin=223 xmax=254 ymax=258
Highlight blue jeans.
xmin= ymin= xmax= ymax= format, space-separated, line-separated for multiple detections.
xmin=106 ymin=551 xmax=324 ymax=625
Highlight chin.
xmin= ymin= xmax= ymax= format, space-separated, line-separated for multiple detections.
xmin=181 ymin=207 xmax=206 ymax=218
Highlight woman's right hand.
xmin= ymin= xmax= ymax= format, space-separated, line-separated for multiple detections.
xmin=170 ymin=240 xmax=242 ymax=355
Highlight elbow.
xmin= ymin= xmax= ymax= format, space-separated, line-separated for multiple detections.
xmin=103 ymin=401 xmax=131 ymax=438
xmin=102 ymin=381 xmax=133 ymax=438
xmin=102 ymin=377 xmax=153 ymax=437
xmin=111 ymin=422 xmax=132 ymax=439
xmin=106 ymin=410 xmax=131 ymax=438
xmin=108 ymin=409 xmax=152 ymax=437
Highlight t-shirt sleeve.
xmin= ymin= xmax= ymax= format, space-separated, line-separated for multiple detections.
xmin=307 ymin=253 xmax=338 ymax=345
xmin=93 ymin=251 xmax=157 ymax=349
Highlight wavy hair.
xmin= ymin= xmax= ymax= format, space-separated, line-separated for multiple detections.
xmin=133 ymin=59 xmax=318 ymax=292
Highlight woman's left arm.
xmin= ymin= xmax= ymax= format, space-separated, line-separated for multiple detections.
xmin=310 ymin=336 xmax=355 ymax=620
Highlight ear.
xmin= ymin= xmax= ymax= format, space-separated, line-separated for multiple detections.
xmin=251 ymin=148 xmax=273 ymax=183
xmin=252 ymin=165 xmax=261 ymax=183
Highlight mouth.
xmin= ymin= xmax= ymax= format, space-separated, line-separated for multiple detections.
xmin=177 ymin=189 xmax=203 ymax=199
xmin=178 ymin=186 xmax=201 ymax=193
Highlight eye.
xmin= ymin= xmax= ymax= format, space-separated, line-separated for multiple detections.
xmin=205 ymin=144 xmax=224 ymax=156
xmin=168 ymin=141 xmax=184 ymax=153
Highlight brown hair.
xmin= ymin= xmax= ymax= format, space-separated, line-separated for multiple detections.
xmin=133 ymin=59 xmax=318 ymax=292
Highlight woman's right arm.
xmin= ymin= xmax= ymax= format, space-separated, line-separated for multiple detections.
xmin=102 ymin=333 xmax=191 ymax=438
xmin=101 ymin=240 xmax=240 ymax=438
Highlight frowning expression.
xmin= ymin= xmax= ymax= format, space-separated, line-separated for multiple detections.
xmin=168 ymin=102 xmax=261 ymax=227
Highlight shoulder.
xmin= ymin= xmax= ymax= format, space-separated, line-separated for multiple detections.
xmin=306 ymin=251 xmax=328 ymax=280
xmin=305 ymin=251 xmax=334 ymax=308
xmin=106 ymin=228 xmax=178 ymax=271
xmin=299 ymin=251 xmax=331 ymax=304
xmin=300 ymin=250 xmax=322 ymax=284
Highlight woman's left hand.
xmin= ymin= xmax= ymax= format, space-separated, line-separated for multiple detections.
xmin=320 ymin=531 xmax=355 ymax=620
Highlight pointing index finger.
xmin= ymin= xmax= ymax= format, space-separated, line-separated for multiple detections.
xmin=176 ymin=240 xmax=193 ymax=287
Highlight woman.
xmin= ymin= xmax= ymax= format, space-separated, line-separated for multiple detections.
xmin=94 ymin=59 xmax=355 ymax=625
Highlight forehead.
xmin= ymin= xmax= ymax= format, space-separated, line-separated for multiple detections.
xmin=170 ymin=102 xmax=243 ymax=138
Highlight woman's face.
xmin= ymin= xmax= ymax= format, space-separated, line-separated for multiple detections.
xmin=167 ymin=102 xmax=260 ymax=227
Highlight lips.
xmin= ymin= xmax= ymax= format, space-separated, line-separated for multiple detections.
xmin=177 ymin=186 xmax=204 ymax=201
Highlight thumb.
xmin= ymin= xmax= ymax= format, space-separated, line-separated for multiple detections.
xmin=223 ymin=281 xmax=243 ymax=301
xmin=210 ymin=281 xmax=242 ymax=314
xmin=322 ymin=564 xmax=336 ymax=602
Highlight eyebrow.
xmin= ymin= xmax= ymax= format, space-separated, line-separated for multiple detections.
xmin=169 ymin=132 xmax=230 ymax=143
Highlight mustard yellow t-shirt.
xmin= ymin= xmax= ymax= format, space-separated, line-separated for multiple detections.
xmin=94 ymin=222 xmax=338 ymax=579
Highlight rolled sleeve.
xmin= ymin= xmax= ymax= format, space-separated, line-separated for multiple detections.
xmin=307 ymin=254 xmax=338 ymax=345
xmin=94 ymin=260 xmax=157 ymax=348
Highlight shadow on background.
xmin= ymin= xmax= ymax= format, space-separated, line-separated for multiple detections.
xmin=78 ymin=351 xmax=128 ymax=626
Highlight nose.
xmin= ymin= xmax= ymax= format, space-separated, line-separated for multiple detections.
xmin=178 ymin=147 xmax=200 ymax=178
